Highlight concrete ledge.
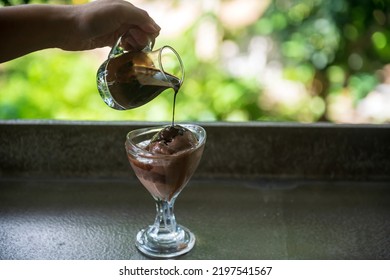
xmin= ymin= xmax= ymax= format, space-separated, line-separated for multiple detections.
xmin=1 ymin=120 xmax=389 ymax=181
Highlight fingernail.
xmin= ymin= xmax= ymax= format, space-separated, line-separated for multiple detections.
xmin=147 ymin=22 xmax=160 ymax=32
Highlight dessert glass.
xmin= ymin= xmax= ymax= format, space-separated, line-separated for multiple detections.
xmin=125 ymin=124 xmax=206 ymax=258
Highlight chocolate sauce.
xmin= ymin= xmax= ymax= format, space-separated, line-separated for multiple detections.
xmin=150 ymin=125 xmax=187 ymax=144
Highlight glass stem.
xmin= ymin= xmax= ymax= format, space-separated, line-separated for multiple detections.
xmin=154 ymin=199 xmax=177 ymax=233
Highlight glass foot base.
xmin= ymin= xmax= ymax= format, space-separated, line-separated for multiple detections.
xmin=135 ymin=225 xmax=195 ymax=258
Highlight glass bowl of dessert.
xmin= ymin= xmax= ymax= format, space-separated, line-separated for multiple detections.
xmin=125 ymin=124 xmax=206 ymax=258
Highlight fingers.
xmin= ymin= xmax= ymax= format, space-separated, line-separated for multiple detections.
xmin=123 ymin=27 xmax=158 ymax=51
xmin=119 ymin=1 xmax=160 ymax=50
xmin=77 ymin=0 xmax=161 ymax=51
xmin=139 ymin=19 xmax=161 ymax=34
xmin=121 ymin=1 xmax=161 ymax=33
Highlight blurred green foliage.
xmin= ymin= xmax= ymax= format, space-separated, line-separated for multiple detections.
xmin=261 ymin=0 xmax=389 ymax=120
xmin=0 ymin=0 xmax=389 ymax=122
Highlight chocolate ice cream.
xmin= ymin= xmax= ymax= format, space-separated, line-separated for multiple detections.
xmin=147 ymin=125 xmax=198 ymax=155
xmin=126 ymin=125 xmax=205 ymax=201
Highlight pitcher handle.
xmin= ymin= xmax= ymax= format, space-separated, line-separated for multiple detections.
xmin=143 ymin=38 xmax=155 ymax=52
xmin=108 ymin=36 xmax=124 ymax=59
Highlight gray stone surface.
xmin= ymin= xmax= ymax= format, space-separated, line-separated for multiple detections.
xmin=0 ymin=178 xmax=389 ymax=259
xmin=0 ymin=120 xmax=389 ymax=259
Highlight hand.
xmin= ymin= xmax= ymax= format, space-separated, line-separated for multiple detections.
xmin=65 ymin=0 xmax=161 ymax=51
xmin=0 ymin=0 xmax=160 ymax=62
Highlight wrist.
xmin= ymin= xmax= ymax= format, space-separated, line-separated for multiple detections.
xmin=0 ymin=4 xmax=78 ymax=62
xmin=48 ymin=5 xmax=78 ymax=51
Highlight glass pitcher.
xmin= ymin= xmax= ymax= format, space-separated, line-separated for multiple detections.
xmin=97 ymin=37 xmax=184 ymax=110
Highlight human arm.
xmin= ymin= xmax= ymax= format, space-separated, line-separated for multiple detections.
xmin=0 ymin=0 xmax=160 ymax=63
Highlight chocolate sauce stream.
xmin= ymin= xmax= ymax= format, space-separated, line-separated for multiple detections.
xmin=172 ymin=89 xmax=178 ymax=127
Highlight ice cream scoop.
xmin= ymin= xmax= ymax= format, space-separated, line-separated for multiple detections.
xmin=147 ymin=125 xmax=198 ymax=155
